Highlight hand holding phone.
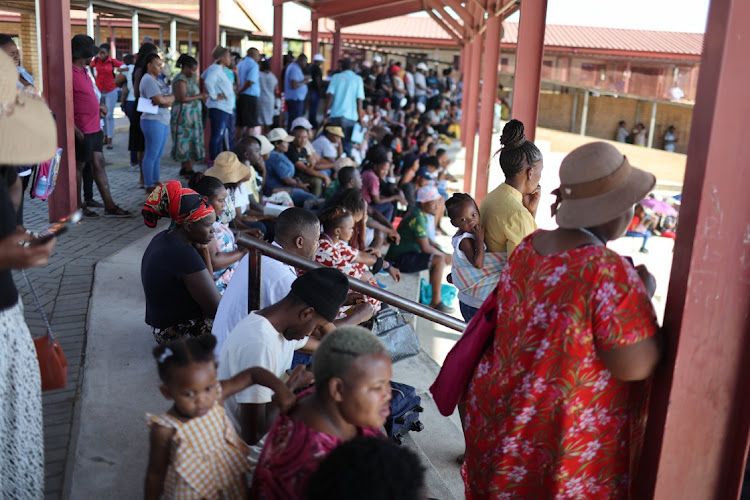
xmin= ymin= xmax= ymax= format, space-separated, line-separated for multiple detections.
xmin=27 ymin=210 xmax=82 ymax=247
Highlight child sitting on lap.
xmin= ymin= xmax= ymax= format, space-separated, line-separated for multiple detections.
xmin=144 ymin=335 xmax=294 ymax=500
xmin=446 ymin=193 xmax=507 ymax=322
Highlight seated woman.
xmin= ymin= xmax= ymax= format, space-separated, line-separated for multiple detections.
xmin=251 ymin=326 xmax=391 ymax=499
xmin=262 ymin=127 xmax=317 ymax=208
xmin=189 ymin=173 xmax=248 ymax=293
xmin=141 ymin=181 xmax=221 ymax=343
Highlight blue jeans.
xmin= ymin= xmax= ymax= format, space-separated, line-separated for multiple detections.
xmin=286 ymin=99 xmax=305 ymax=130
xmin=415 ymin=95 xmax=427 ymax=106
xmin=291 ymin=188 xmax=317 ymax=207
xmin=329 ymin=116 xmax=356 ymax=157
xmin=208 ymin=108 xmax=231 ymax=161
xmin=459 ymin=301 xmax=479 ymax=322
xmin=141 ymin=119 xmax=169 ymax=188
xmin=308 ymin=90 xmax=321 ymax=128
xmin=626 ymin=230 xmax=651 ymax=250
xmin=371 ymin=201 xmax=395 ymax=223
xmin=101 ymin=90 xmax=118 ymax=139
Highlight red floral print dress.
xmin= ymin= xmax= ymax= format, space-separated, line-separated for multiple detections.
xmin=314 ymin=236 xmax=381 ymax=313
xmin=463 ymin=236 xmax=658 ymax=500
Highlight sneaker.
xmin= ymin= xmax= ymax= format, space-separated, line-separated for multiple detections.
xmin=639 ymin=248 xmax=649 ymax=254
xmin=129 ymin=164 xmax=139 ymax=172
xmin=375 ymin=280 xmax=388 ymax=290
xmin=431 ymin=301 xmax=454 ymax=313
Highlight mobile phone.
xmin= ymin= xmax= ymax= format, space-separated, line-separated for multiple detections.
xmin=28 ymin=210 xmax=82 ymax=246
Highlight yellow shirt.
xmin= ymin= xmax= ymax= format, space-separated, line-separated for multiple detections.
xmin=479 ymin=183 xmax=537 ymax=256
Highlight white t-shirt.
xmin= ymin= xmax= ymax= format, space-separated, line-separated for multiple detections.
xmin=414 ymin=72 xmax=427 ymax=97
xmin=218 ymin=312 xmax=307 ymax=428
xmin=312 ymin=134 xmax=338 ymax=160
xmin=212 ymin=242 xmax=298 ymax=354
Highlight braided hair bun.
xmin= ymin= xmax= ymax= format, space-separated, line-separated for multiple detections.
xmin=500 ymin=119 xmax=526 ymax=150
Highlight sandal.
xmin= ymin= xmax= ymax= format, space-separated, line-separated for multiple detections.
xmin=103 ymin=206 xmax=132 ymax=218
xmin=82 ymin=208 xmax=99 ymax=218
xmin=431 ymin=301 xmax=454 ymax=313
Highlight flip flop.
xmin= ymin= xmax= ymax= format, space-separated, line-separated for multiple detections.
xmin=103 ymin=206 xmax=132 ymax=218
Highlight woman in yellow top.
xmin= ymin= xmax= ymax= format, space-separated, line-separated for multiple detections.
xmin=480 ymin=119 xmax=543 ymax=256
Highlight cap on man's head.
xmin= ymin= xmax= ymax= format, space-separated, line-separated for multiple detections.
xmin=373 ymin=55 xmax=382 ymax=63
xmin=313 ymin=53 xmax=325 ymax=62
xmin=416 ymin=62 xmax=428 ymax=71
xmin=325 ymin=126 xmax=345 ymax=138
xmin=250 ymin=134 xmax=274 ymax=155
xmin=267 ymin=128 xmax=295 ymax=143
xmin=291 ymin=268 xmax=350 ymax=322
xmin=291 ymin=117 xmax=313 ymax=131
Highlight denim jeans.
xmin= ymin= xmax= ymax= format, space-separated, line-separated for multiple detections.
xmin=459 ymin=301 xmax=479 ymax=322
xmin=141 ymin=119 xmax=169 ymax=188
xmin=123 ymin=100 xmax=138 ymax=164
xmin=308 ymin=90 xmax=321 ymax=128
xmin=208 ymin=108 xmax=232 ymax=161
xmin=291 ymin=188 xmax=317 ymax=207
xmin=626 ymin=230 xmax=651 ymax=250
xmin=371 ymin=201 xmax=395 ymax=223
xmin=329 ymin=116 xmax=356 ymax=157
xmin=101 ymin=90 xmax=118 ymax=139
xmin=286 ymin=99 xmax=305 ymax=130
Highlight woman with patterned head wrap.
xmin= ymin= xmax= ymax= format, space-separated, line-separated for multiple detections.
xmin=141 ymin=180 xmax=222 ymax=343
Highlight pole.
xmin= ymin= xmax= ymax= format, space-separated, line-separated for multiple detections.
xmin=199 ymin=0 xmax=219 ymax=74
xmin=570 ymin=93 xmax=578 ymax=133
xmin=647 ymin=101 xmax=657 ymax=148
xmin=332 ymin=21 xmax=342 ymax=71
xmin=170 ymin=19 xmax=177 ymax=56
xmin=110 ymin=24 xmax=115 ymax=59
xmin=95 ymin=14 xmax=101 ymax=45
xmin=510 ymin=0 xmax=548 ymax=141
xmin=462 ymin=34 xmax=483 ymax=194
xmin=311 ymin=13 xmax=319 ymax=57
xmin=131 ymin=11 xmax=139 ymax=54
xmin=271 ymin=3 xmax=283 ymax=80
xmin=580 ymin=90 xmax=589 ymax=136
xmin=475 ymin=10 xmax=501 ymax=201
xmin=220 ymin=29 xmax=226 ymax=48
xmin=39 ymin=0 xmax=77 ymax=221
xmin=86 ymin=1 xmax=94 ymax=38
xmin=188 ymin=31 xmax=193 ymax=53
xmin=159 ymin=26 xmax=164 ymax=50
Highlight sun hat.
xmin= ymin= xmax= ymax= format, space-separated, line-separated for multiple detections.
xmin=313 ymin=53 xmax=325 ymax=62
xmin=205 ymin=151 xmax=252 ymax=184
xmin=291 ymin=116 xmax=313 ymax=130
xmin=551 ymin=142 xmax=656 ymax=229
xmin=250 ymin=134 xmax=274 ymax=155
xmin=0 ymin=51 xmax=56 ymax=164
xmin=324 ymin=125 xmax=345 ymax=138
xmin=416 ymin=62 xmax=428 ymax=71
xmin=417 ymin=185 xmax=441 ymax=203
xmin=267 ymin=127 xmax=294 ymax=143
xmin=290 ymin=267 xmax=350 ymax=322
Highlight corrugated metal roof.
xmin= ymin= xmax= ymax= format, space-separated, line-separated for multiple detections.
xmin=306 ymin=15 xmax=704 ymax=56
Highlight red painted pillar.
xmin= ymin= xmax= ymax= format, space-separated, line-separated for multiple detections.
xmin=109 ymin=24 xmax=116 ymax=59
xmin=462 ymin=34 xmax=482 ymax=194
xmin=199 ymin=0 xmax=219 ymax=71
xmin=331 ymin=22 xmax=342 ymax=71
xmin=475 ymin=11 xmax=501 ymax=202
xmin=39 ymin=0 xmax=77 ymax=222
xmin=510 ymin=0 xmax=547 ymax=142
xmin=633 ymin=0 xmax=750 ymax=498
xmin=271 ymin=3 xmax=283 ymax=81
xmin=311 ymin=13 xmax=319 ymax=58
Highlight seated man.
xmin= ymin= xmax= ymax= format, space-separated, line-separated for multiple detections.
xmin=212 ymin=207 xmax=372 ymax=354
xmin=386 ymin=186 xmax=452 ymax=312
xmin=263 ymin=127 xmax=317 ymax=207
xmin=217 ymin=268 xmax=349 ymax=450
xmin=311 ymin=125 xmax=344 ymax=176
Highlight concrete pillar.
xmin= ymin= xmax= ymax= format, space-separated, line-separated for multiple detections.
xmin=188 ymin=31 xmax=193 ymax=53
xmin=159 ymin=27 xmax=164 ymax=50
xmin=462 ymin=34 xmax=483 ymax=194
xmin=332 ymin=22 xmax=342 ymax=71
xmin=39 ymin=0 xmax=77 ymax=221
xmin=86 ymin=1 xmax=94 ymax=38
xmin=271 ymin=3 xmax=283 ymax=80
xmin=475 ymin=11 xmax=501 ymax=201
xmin=220 ymin=29 xmax=226 ymax=48
xmin=634 ymin=0 xmax=750 ymax=497
xmin=131 ymin=11 xmax=139 ymax=54
xmin=170 ymin=19 xmax=177 ymax=56
xmin=570 ymin=93 xmax=578 ymax=133
xmin=579 ymin=90 xmax=589 ymax=136
xmin=510 ymin=0 xmax=547 ymax=141
xmin=311 ymin=14 xmax=319 ymax=58
xmin=199 ymin=0 xmax=219 ymax=73
xmin=647 ymin=101 xmax=657 ymax=148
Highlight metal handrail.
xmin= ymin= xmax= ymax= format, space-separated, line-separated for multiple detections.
xmin=236 ymin=235 xmax=467 ymax=333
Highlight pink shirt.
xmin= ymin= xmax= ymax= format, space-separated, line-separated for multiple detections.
xmin=72 ymin=64 xmax=102 ymax=134
xmin=361 ymin=169 xmax=380 ymax=204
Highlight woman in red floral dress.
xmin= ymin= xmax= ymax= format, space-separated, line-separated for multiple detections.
xmin=463 ymin=142 xmax=663 ymax=499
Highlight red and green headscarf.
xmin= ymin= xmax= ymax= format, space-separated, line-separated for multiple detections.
xmin=142 ymin=180 xmax=214 ymax=228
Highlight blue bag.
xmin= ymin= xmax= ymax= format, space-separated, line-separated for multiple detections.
xmin=419 ymin=278 xmax=457 ymax=306
xmin=385 ymin=381 xmax=424 ymax=445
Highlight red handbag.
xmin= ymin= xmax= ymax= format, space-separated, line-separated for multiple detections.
xmin=429 ymin=285 xmax=500 ymax=417
xmin=23 ymin=271 xmax=68 ymax=391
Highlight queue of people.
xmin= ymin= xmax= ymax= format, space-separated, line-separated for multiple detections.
xmin=0 ymin=35 xmax=667 ymax=500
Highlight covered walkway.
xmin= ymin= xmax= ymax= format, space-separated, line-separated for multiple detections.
xmin=11 ymin=0 xmax=750 ymax=497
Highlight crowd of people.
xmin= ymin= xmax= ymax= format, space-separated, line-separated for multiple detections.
xmin=0 ymin=32 xmax=667 ymax=500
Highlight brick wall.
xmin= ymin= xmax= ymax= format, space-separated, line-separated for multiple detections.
xmin=19 ymin=13 xmax=39 ymax=79
xmin=538 ymin=92 xmax=693 ymax=154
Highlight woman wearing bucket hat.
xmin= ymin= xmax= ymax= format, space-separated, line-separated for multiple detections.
xmin=461 ymin=141 xmax=662 ymax=498
xmin=0 ymin=49 xmax=57 ymax=497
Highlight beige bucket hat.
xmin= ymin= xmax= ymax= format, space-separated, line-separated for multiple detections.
xmin=205 ymin=151 xmax=251 ymax=184
xmin=0 ymin=51 xmax=57 ymax=164
xmin=552 ymin=142 xmax=656 ymax=229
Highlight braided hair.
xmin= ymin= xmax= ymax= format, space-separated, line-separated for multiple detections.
xmin=496 ymin=119 xmax=542 ymax=179
xmin=312 ymin=327 xmax=387 ymax=389
xmin=153 ymin=335 xmax=217 ymax=383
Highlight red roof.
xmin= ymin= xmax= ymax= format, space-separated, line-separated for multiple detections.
xmin=304 ymin=15 xmax=704 ymax=56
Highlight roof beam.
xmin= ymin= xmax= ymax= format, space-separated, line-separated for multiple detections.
xmin=315 ymin=0 xmax=413 ymax=18
xmin=335 ymin=0 xmax=424 ymax=26
xmin=440 ymin=0 xmax=476 ymax=27
xmin=425 ymin=0 xmax=466 ymax=35
xmin=425 ymin=7 xmax=463 ymax=43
